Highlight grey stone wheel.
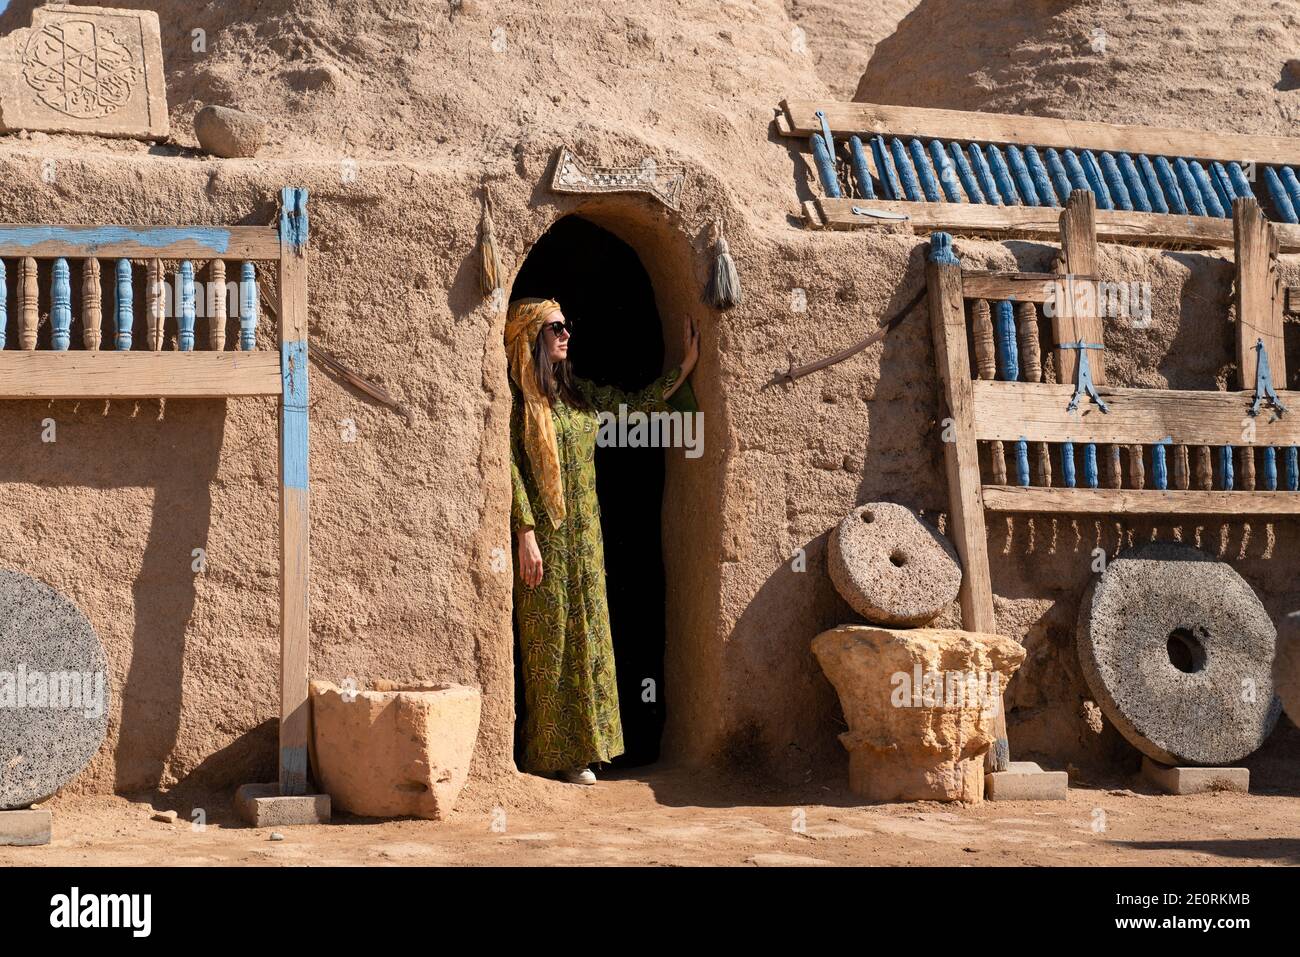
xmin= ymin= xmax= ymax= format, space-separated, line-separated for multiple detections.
xmin=0 ymin=570 xmax=110 ymax=809
xmin=827 ymin=502 xmax=962 ymax=626
xmin=1076 ymin=542 xmax=1280 ymax=766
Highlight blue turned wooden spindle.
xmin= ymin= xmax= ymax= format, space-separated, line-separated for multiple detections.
xmin=1154 ymin=156 xmax=1188 ymax=213
xmin=1264 ymin=167 xmax=1299 ymax=223
xmin=871 ymin=134 xmax=901 ymax=200
xmin=1083 ymin=443 xmax=1099 ymax=488
xmin=239 ymin=262 xmax=257 ymax=351
xmin=115 ymin=259 xmax=133 ymax=350
xmin=1189 ymin=161 xmax=1225 ymax=217
xmin=810 ymin=133 xmax=841 ymax=199
xmin=1061 ymin=149 xmax=1091 ymax=194
xmin=1061 ymin=440 xmax=1077 ymax=488
xmin=1152 ymin=438 xmax=1170 ymax=491
xmin=1081 ymin=151 xmax=1114 ymax=209
xmin=1016 ymin=438 xmax=1030 ymax=487
xmin=950 ymin=142 xmax=985 ymax=202
xmin=1264 ymin=447 xmax=1278 ymax=491
xmin=1137 ymin=156 xmax=1170 ymax=213
xmin=1044 ymin=148 xmax=1074 ymax=204
xmin=1209 ymin=161 xmax=1237 ymax=207
xmin=178 ymin=261 xmax=196 ymax=351
xmin=1227 ymin=162 xmax=1255 ymax=202
xmin=0 ymin=259 xmax=7 ymax=350
xmin=1119 ymin=154 xmax=1151 ymax=211
xmin=1024 ymin=147 xmax=1058 ymax=205
xmin=1288 ymin=447 xmax=1299 ymax=491
xmin=968 ymin=144 xmax=1003 ymax=204
xmin=847 ymin=136 xmax=876 ymax=200
xmin=994 ymin=300 xmax=1019 ymax=381
xmin=987 ymin=145 xmax=1020 ymax=204
xmin=51 ymin=258 xmax=72 ymax=350
xmin=909 ymin=138 xmax=942 ymax=201
xmin=889 ymin=137 xmax=921 ymax=200
xmin=1099 ymin=153 xmax=1132 ymax=210
xmin=1279 ymin=167 xmax=1300 ymax=218
xmin=929 ymin=139 xmax=962 ymax=202
xmin=1220 ymin=445 xmax=1235 ymax=490
xmin=1006 ymin=145 xmax=1040 ymax=205
xmin=1175 ymin=158 xmax=1209 ymax=216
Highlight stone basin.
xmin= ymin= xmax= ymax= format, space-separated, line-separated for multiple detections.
xmin=309 ymin=679 xmax=481 ymax=820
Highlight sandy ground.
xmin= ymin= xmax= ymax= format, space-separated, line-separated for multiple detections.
xmin=5 ymin=765 xmax=1298 ymax=867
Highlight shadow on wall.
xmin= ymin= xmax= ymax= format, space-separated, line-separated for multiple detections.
xmin=0 ymin=397 xmax=225 ymax=793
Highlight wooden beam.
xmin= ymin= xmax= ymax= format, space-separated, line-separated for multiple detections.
xmin=0 ymin=351 xmax=281 ymax=398
xmin=1286 ymin=286 xmax=1300 ymax=315
xmin=1054 ymin=190 xmax=1105 ymax=385
xmin=810 ymin=198 xmax=1300 ymax=252
xmin=780 ymin=99 xmax=1300 ymax=168
xmin=0 ymin=225 xmax=281 ymax=260
xmin=961 ymin=271 xmax=1093 ymax=304
xmin=983 ymin=485 xmax=1300 ymax=515
xmin=927 ymin=254 xmax=1006 ymax=772
xmin=1233 ymin=198 xmax=1286 ymax=390
xmin=277 ymin=193 xmax=311 ymax=798
xmin=971 ymin=380 xmax=1295 ymax=445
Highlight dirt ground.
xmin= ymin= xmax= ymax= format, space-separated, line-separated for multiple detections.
xmin=6 ymin=762 xmax=1298 ymax=867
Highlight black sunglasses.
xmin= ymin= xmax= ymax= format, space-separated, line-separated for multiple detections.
xmin=543 ymin=320 xmax=571 ymax=337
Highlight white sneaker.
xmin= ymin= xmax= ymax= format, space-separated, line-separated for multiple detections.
xmin=560 ymin=766 xmax=596 ymax=785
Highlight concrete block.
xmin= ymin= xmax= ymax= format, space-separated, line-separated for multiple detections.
xmin=234 ymin=783 xmax=330 ymax=827
xmin=1142 ymin=757 xmax=1249 ymax=795
xmin=986 ymin=761 xmax=1068 ymax=801
xmin=0 ymin=808 xmax=51 ymax=845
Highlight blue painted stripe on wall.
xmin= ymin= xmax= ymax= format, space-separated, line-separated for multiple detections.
xmin=0 ymin=225 xmax=232 ymax=254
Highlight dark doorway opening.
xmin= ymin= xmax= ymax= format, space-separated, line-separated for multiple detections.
xmin=510 ymin=214 xmax=667 ymax=768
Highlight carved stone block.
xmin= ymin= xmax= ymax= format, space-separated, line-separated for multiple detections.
xmin=0 ymin=5 xmax=169 ymax=139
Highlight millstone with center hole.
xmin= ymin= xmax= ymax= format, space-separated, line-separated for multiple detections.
xmin=1076 ymin=542 xmax=1280 ymax=766
xmin=0 ymin=570 xmax=109 ymax=809
xmin=827 ymin=502 xmax=962 ymax=626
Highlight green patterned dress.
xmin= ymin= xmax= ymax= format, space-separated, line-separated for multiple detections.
xmin=510 ymin=366 xmax=684 ymax=773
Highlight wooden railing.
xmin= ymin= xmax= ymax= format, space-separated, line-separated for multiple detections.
xmin=779 ymin=99 xmax=1300 ymax=251
xmin=0 ymin=188 xmax=314 ymax=799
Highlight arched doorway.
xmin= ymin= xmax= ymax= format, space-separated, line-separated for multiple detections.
xmin=509 ymin=214 xmax=668 ymax=768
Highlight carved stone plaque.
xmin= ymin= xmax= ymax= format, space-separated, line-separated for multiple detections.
xmin=0 ymin=5 xmax=169 ymax=139
xmin=550 ymin=145 xmax=687 ymax=210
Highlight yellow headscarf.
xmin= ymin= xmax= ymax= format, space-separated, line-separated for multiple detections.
xmin=505 ymin=297 xmax=566 ymax=529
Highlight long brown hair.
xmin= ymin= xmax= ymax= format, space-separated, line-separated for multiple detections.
xmin=532 ymin=329 xmax=589 ymax=409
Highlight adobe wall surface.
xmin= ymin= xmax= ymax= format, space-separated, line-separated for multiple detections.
xmin=0 ymin=1 xmax=1295 ymax=801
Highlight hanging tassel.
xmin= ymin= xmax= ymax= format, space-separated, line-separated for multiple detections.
xmin=478 ymin=183 xmax=503 ymax=300
xmin=706 ymin=217 xmax=741 ymax=310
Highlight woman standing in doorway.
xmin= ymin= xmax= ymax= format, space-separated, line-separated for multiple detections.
xmin=506 ymin=297 xmax=699 ymax=785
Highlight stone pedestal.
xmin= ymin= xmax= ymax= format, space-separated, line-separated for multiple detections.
xmin=812 ymin=625 xmax=1025 ymax=802
xmin=234 ymin=784 xmax=331 ymax=827
xmin=0 ymin=808 xmax=51 ymax=846
xmin=986 ymin=761 xmax=1068 ymax=801
xmin=1141 ymin=757 xmax=1249 ymax=795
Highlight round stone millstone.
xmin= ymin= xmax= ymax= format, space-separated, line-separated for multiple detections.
xmin=0 ymin=570 xmax=110 ymax=809
xmin=1076 ymin=542 xmax=1281 ymax=766
xmin=827 ymin=502 xmax=962 ymax=626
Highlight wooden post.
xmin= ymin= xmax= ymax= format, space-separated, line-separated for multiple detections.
xmin=926 ymin=242 xmax=1005 ymax=771
xmin=277 ymin=187 xmax=311 ymax=796
xmin=1233 ymin=197 xmax=1285 ymax=391
xmin=1054 ymin=190 xmax=1104 ymax=384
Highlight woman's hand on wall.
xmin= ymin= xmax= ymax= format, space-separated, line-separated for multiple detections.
xmin=664 ymin=317 xmax=700 ymax=400
xmin=518 ymin=528 xmax=544 ymax=587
